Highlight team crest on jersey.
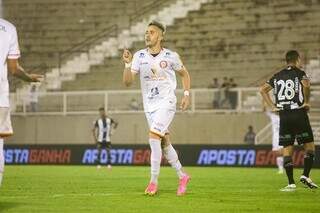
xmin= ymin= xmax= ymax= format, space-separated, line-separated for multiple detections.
xmin=139 ymin=53 xmax=145 ymax=58
xmin=160 ymin=60 xmax=168 ymax=69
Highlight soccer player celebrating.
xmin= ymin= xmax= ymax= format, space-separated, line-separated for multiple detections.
xmin=260 ymin=50 xmax=318 ymax=191
xmin=0 ymin=18 xmax=43 ymax=187
xmin=121 ymin=21 xmax=191 ymax=196
xmin=92 ymin=107 xmax=118 ymax=170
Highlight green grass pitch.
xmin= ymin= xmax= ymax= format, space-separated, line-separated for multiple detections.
xmin=0 ymin=166 xmax=319 ymax=212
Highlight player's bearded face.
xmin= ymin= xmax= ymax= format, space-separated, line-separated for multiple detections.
xmin=145 ymin=26 xmax=163 ymax=47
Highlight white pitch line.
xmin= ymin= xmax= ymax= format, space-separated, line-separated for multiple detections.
xmin=0 ymin=192 xmax=143 ymax=199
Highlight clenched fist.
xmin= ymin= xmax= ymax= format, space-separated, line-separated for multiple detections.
xmin=122 ymin=49 xmax=133 ymax=64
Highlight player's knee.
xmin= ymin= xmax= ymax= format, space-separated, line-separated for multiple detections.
xmin=304 ymin=150 xmax=315 ymax=159
xmin=149 ymin=131 xmax=162 ymax=140
xmin=161 ymin=135 xmax=171 ymax=148
xmin=283 ymin=156 xmax=293 ymax=168
xmin=304 ymin=142 xmax=315 ymax=151
xmin=283 ymin=145 xmax=293 ymax=155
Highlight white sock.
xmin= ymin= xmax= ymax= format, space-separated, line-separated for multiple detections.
xmin=149 ymin=138 xmax=162 ymax=184
xmin=0 ymin=138 xmax=4 ymax=187
xmin=163 ymin=144 xmax=185 ymax=179
xmin=277 ymin=156 xmax=284 ymax=171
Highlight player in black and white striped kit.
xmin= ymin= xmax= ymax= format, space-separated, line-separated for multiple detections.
xmin=260 ymin=50 xmax=318 ymax=191
xmin=92 ymin=107 xmax=118 ymax=170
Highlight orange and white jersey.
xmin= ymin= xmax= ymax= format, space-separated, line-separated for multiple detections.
xmin=131 ymin=48 xmax=184 ymax=112
xmin=0 ymin=18 xmax=20 ymax=107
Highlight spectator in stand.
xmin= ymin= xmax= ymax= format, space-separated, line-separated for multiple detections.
xmin=229 ymin=78 xmax=237 ymax=88
xmin=208 ymin=78 xmax=220 ymax=109
xmin=244 ymin=125 xmax=256 ymax=145
xmin=29 ymin=84 xmax=38 ymax=112
xmin=220 ymin=77 xmax=231 ymax=109
xmin=229 ymin=78 xmax=238 ymax=109
xmin=129 ymin=98 xmax=140 ymax=111
xmin=208 ymin=78 xmax=219 ymax=89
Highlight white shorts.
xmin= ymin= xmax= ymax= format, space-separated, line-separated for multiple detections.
xmin=145 ymin=108 xmax=175 ymax=137
xmin=0 ymin=107 xmax=13 ymax=137
xmin=267 ymin=112 xmax=283 ymax=151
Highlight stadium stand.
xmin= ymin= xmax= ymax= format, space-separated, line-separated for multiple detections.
xmin=3 ymin=0 xmax=170 ymax=91
xmin=60 ymin=0 xmax=320 ymax=90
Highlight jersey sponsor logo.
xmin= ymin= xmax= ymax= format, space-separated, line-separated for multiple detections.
xmin=159 ymin=60 xmax=168 ymax=69
xmin=0 ymin=25 xmax=6 ymax=32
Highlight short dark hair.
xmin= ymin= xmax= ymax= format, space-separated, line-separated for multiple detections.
xmin=285 ymin=50 xmax=300 ymax=63
xmin=148 ymin=20 xmax=166 ymax=33
xmin=99 ymin=107 xmax=105 ymax=111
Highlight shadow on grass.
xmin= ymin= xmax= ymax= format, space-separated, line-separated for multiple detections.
xmin=0 ymin=201 xmax=22 ymax=212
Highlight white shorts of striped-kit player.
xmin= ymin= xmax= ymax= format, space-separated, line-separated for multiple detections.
xmin=145 ymin=108 xmax=176 ymax=137
xmin=0 ymin=107 xmax=13 ymax=137
xmin=266 ymin=111 xmax=282 ymax=151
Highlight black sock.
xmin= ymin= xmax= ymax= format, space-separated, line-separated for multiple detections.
xmin=97 ymin=149 xmax=102 ymax=165
xmin=107 ymin=149 xmax=111 ymax=166
xmin=303 ymin=151 xmax=314 ymax=178
xmin=284 ymin=156 xmax=295 ymax=185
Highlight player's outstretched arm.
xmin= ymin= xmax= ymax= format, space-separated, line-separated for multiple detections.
xmin=122 ymin=49 xmax=136 ymax=87
xmin=177 ymin=67 xmax=191 ymax=111
xmin=7 ymin=59 xmax=43 ymax=82
xmin=260 ymin=83 xmax=278 ymax=112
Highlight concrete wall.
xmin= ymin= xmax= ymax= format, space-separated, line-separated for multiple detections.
xmin=6 ymin=112 xmax=269 ymax=145
xmin=0 ymin=0 xmax=2 ymax=18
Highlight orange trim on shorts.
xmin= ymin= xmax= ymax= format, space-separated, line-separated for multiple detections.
xmin=0 ymin=132 xmax=13 ymax=138
xmin=149 ymin=129 xmax=164 ymax=137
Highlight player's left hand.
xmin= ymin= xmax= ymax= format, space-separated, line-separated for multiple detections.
xmin=180 ymin=95 xmax=190 ymax=111
xmin=302 ymin=103 xmax=311 ymax=111
xmin=271 ymin=106 xmax=280 ymax=112
xmin=29 ymin=74 xmax=44 ymax=82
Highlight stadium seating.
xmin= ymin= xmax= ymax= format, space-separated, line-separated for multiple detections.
xmin=5 ymin=0 xmax=319 ymax=91
xmin=60 ymin=0 xmax=320 ymax=90
xmin=3 ymin=0 xmax=162 ymax=91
